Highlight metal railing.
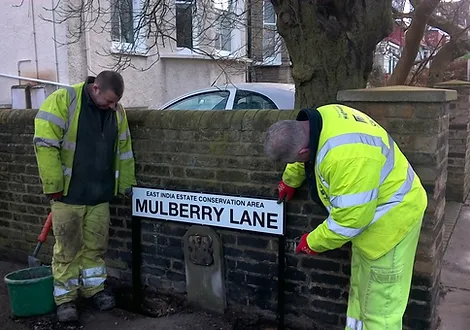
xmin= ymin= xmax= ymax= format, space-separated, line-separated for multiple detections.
xmin=0 ymin=73 xmax=70 ymax=109
xmin=0 ymin=73 xmax=70 ymax=87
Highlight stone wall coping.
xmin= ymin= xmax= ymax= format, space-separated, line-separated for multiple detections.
xmin=435 ymin=80 xmax=470 ymax=87
xmin=0 ymin=108 xmax=300 ymax=131
xmin=337 ymin=85 xmax=458 ymax=103
xmin=0 ymin=109 xmax=37 ymax=124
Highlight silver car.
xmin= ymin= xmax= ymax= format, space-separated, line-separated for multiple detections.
xmin=159 ymin=83 xmax=295 ymax=110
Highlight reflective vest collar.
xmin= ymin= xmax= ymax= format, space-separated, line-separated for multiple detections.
xmin=296 ymin=108 xmax=326 ymax=210
xmin=296 ymin=108 xmax=323 ymax=164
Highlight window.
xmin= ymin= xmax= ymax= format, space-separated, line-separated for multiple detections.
xmin=422 ymin=49 xmax=430 ymax=60
xmin=384 ymin=53 xmax=399 ymax=74
xmin=176 ymin=0 xmax=195 ymax=48
xmin=111 ymin=0 xmax=146 ymax=54
xmin=168 ymin=0 xmax=245 ymax=58
xmin=233 ymin=91 xmax=278 ymax=109
xmin=381 ymin=42 xmax=400 ymax=74
xmin=169 ymin=0 xmax=245 ymax=57
xmin=262 ymin=0 xmax=281 ymax=65
xmin=214 ymin=0 xmax=233 ymax=53
xmin=164 ymin=91 xmax=230 ymax=110
xmin=111 ymin=0 xmax=134 ymax=44
xmin=215 ymin=17 xmax=233 ymax=52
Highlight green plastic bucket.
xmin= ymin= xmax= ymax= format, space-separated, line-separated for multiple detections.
xmin=4 ymin=266 xmax=55 ymax=317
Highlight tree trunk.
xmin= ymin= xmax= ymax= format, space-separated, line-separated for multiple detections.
xmin=273 ymin=0 xmax=393 ymax=108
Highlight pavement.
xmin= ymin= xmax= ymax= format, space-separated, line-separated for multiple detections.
xmin=0 ymin=260 xmax=244 ymax=330
xmin=437 ymin=199 xmax=470 ymax=330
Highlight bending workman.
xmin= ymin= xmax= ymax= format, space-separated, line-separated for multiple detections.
xmin=264 ymin=104 xmax=427 ymax=330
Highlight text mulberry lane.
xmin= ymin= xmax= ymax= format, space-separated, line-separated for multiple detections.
xmin=134 ymin=198 xmax=280 ymax=232
xmin=136 ymin=199 xmax=224 ymax=222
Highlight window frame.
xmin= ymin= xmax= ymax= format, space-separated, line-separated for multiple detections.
xmin=233 ymin=90 xmax=279 ymax=110
xmin=262 ymin=0 xmax=281 ymax=66
xmin=110 ymin=0 xmax=148 ymax=55
xmin=172 ymin=0 xmax=245 ymax=58
xmin=175 ymin=0 xmax=197 ymax=49
xmin=163 ymin=90 xmax=232 ymax=110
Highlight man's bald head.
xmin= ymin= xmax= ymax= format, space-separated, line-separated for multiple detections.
xmin=264 ymin=120 xmax=310 ymax=163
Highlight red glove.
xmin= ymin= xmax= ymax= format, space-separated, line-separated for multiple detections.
xmin=278 ymin=181 xmax=296 ymax=204
xmin=47 ymin=191 xmax=63 ymax=201
xmin=295 ymin=233 xmax=317 ymax=256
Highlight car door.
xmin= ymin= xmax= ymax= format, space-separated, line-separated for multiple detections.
xmin=232 ymin=90 xmax=279 ymax=110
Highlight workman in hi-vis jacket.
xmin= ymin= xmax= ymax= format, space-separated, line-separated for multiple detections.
xmin=264 ymin=105 xmax=427 ymax=330
xmin=33 ymin=71 xmax=136 ymax=322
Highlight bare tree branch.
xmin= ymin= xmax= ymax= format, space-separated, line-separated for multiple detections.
xmin=418 ymin=0 xmax=469 ymax=38
xmin=387 ymin=0 xmax=441 ymax=86
xmin=404 ymin=0 xmax=470 ymax=85
xmin=22 ymin=0 xmax=284 ymax=80
xmin=393 ymin=10 xmax=413 ymax=20
xmin=12 ymin=0 xmax=26 ymax=8
xmin=428 ymin=38 xmax=470 ymax=86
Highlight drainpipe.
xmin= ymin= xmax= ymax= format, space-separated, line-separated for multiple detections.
xmin=30 ymin=0 xmax=39 ymax=79
xmin=246 ymin=0 xmax=253 ymax=82
xmin=83 ymin=10 xmax=92 ymax=76
xmin=51 ymin=0 xmax=60 ymax=82
xmin=85 ymin=30 xmax=92 ymax=76
xmin=467 ymin=59 xmax=470 ymax=81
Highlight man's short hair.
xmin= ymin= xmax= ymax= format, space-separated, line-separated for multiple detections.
xmin=264 ymin=120 xmax=305 ymax=163
xmin=95 ymin=71 xmax=125 ymax=98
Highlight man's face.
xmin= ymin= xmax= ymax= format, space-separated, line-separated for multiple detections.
xmin=91 ymin=84 xmax=120 ymax=110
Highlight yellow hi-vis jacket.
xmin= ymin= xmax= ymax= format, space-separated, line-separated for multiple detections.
xmin=33 ymin=82 xmax=136 ymax=196
xmin=282 ymin=105 xmax=427 ymax=260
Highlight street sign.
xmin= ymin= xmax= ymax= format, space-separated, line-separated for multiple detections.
xmin=132 ymin=187 xmax=285 ymax=235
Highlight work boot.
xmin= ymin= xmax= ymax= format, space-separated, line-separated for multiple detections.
xmin=92 ymin=290 xmax=116 ymax=311
xmin=56 ymin=302 xmax=79 ymax=322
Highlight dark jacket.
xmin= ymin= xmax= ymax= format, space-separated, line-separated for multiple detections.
xmin=297 ymin=108 xmax=327 ymax=212
xmin=61 ymin=77 xmax=117 ymax=206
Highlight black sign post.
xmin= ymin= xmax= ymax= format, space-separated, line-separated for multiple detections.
xmin=131 ymin=214 xmax=142 ymax=312
xmin=130 ymin=187 xmax=286 ymax=327
xmin=277 ymin=231 xmax=286 ymax=329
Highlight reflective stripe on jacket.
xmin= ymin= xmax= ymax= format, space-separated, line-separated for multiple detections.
xmin=33 ymin=82 xmax=136 ymax=196
xmin=282 ymin=105 xmax=427 ymax=260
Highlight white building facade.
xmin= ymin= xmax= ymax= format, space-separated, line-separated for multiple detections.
xmin=0 ymin=0 xmax=248 ymax=109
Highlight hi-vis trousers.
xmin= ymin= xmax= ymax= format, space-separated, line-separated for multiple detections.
xmin=346 ymin=219 xmax=423 ymax=330
xmin=50 ymin=201 xmax=110 ymax=305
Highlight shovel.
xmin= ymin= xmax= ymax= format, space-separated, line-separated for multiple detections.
xmin=28 ymin=212 xmax=53 ymax=267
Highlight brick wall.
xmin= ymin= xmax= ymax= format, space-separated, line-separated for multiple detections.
xmin=0 ymin=109 xmax=347 ymax=329
xmin=434 ymin=80 xmax=470 ymax=202
xmin=0 ymin=90 xmax=457 ymax=329
xmin=338 ymin=85 xmax=457 ymax=329
xmin=252 ymin=62 xmax=294 ymax=84
xmin=0 ymin=110 xmax=51 ymax=259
